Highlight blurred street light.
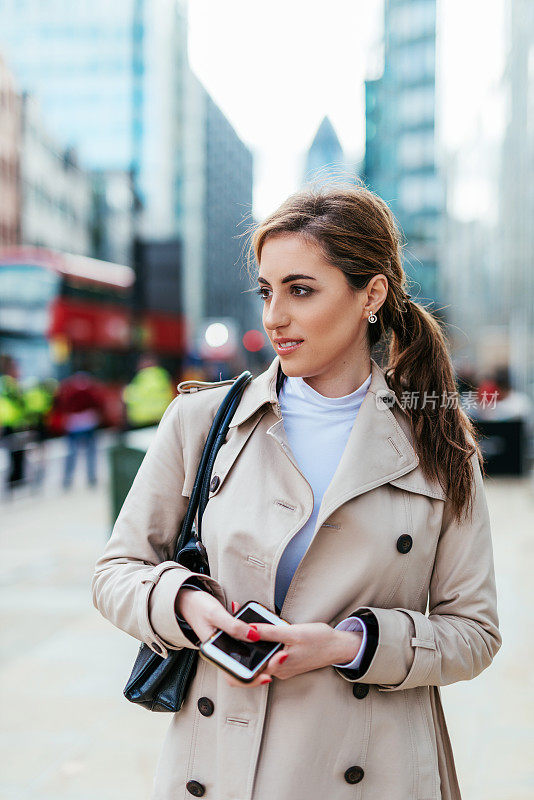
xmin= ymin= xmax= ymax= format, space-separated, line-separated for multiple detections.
xmin=197 ymin=318 xmax=238 ymax=361
xmin=242 ymin=329 xmax=265 ymax=353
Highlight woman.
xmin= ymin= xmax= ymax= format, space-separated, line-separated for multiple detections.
xmin=92 ymin=182 xmax=501 ymax=800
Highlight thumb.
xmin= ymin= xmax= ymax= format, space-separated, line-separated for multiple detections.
xmin=210 ymin=604 xmax=260 ymax=642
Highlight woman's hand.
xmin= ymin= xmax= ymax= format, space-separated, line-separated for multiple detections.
xmin=175 ymin=587 xmax=259 ymax=647
xmin=221 ymin=601 xmax=363 ymax=688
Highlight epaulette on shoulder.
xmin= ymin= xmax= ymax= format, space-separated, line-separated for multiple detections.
xmin=177 ymin=377 xmax=235 ymax=395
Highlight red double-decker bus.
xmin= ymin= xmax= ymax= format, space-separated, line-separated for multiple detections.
xmin=0 ymin=246 xmax=186 ymax=427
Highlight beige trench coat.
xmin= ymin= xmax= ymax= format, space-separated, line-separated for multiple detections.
xmin=92 ymin=354 xmax=501 ymax=800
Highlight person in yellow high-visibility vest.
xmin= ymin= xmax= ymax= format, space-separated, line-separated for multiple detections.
xmin=0 ymin=376 xmax=25 ymax=430
xmin=21 ymin=378 xmax=57 ymax=485
xmin=122 ymin=363 xmax=174 ymax=428
xmin=0 ymin=373 xmax=28 ymax=488
xmin=23 ymin=379 xmax=56 ymax=435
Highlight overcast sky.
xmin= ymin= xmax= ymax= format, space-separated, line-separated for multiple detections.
xmin=188 ymin=0 xmax=507 ymax=223
xmin=188 ymin=0 xmax=383 ymax=219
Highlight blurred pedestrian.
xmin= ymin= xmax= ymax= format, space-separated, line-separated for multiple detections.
xmin=479 ymin=366 xmax=534 ymax=466
xmin=54 ymin=370 xmax=105 ymax=488
xmin=22 ymin=376 xmax=57 ymax=486
xmin=483 ymin=366 xmax=533 ymax=422
xmin=122 ymin=356 xmax=174 ymax=428
xmin=0 ymin=369 xmax=28 ymax=490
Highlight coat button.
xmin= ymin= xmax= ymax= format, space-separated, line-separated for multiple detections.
xmin=344 ymin=766 xmax=364 ymax=784
xmin=352 ymin=683 xmax=369 ymax=699
xmin=197 ymin=696 xmax=214 ymax=716
xmin=396 ymin=534 xmax=413 ymax=554
xmin=186 ymin=780 xmax=205 ymax=796
xmin=210 ymin=475 xmax=220 ymax=492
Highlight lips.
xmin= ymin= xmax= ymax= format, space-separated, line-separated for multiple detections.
xmin=274 ymin=340 xmax=304 ymax=354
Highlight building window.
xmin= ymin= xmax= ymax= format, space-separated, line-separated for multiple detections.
xmin=395 ymin=40 xmax=435 ymax=82
xmin=399 ymin=173 xmax=442 ymax=213
xmin=390 ymin=1 xmax=436 ymax=39
xmin=398 ymin=130 xmax=435 ymax=169
xmin=397 ymin=85 xmax=435 ymax=125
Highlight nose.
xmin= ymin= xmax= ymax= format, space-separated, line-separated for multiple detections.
xmin=263 ymin=293 xmax=291 ymax=333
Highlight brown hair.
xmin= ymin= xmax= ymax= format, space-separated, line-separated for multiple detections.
xmin=244 ymin=178 xmax=483 ymax=524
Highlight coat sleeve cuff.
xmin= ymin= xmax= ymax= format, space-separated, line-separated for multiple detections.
xmin=333 ymin=609 xmax=379 ymax=681
xmin=331 ymin=617 xmax=367 ymax=669
xmin=333 ymin=606 xmax=437 ymax=690
xmin=146 ymin=564 xmax=226 ymax=651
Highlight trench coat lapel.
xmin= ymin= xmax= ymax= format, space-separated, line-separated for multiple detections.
xmin=229 ymin=355 xmax=422 ymax=533
xmin=312 ymin=360 xmax=420 ymax=531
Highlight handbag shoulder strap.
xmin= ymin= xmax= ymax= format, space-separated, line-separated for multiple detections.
xmin=173 ymin=371 xmax=252 ymax=560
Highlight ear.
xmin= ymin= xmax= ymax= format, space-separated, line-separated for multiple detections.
xmin=364 ymin=274 xmax=388 ymax=314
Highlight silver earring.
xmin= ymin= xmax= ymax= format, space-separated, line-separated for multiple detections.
xmin=368 ymin=309 xmax=377 ymax=324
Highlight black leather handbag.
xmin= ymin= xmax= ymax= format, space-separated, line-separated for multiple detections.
xmin=123 ymin=370 xmax=253 ymax=712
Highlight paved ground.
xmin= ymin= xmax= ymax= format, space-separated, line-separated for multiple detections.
xmin=0 ymin=438 xmax=533 ymax=799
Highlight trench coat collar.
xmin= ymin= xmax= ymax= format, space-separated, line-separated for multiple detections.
xmin=185 ymin=356 xmax=444 ymax=508
xmin=229 ymin=355 xmax=442 ymax=525
xmin=230 ymin=353 xmax=409 ymax=431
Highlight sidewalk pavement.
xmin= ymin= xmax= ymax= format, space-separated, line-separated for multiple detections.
xmin=1 ymin=482 xmax=167 ymax=800
xmin=0 ymin=473 xmax=533 ymax=799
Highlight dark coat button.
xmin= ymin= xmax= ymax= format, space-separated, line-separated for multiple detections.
xmin=186 ymin=780 xmax=205 ymax=796
xmin=210 ymin=475 xmax=220 ymax=492
xmin=197 ymin=696 xmax=214 ymax=716
xmin=352 ymin=683 xmax=369 ymax=699
xmin=344 ymin=766 xmax=364 ymax=784
xmin=396 ymin=534 xmax=413 ymax=554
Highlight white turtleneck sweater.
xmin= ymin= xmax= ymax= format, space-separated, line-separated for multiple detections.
xmin=274 ymin=371 xmax=372 ymax=669
xmin=178 ymin=370 xmax=372 ymax=670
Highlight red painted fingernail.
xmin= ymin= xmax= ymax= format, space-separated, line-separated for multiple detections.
xmin=260 ymin=677 xmax=272 ymax=684
xmin=231 ymin=602 xmax=237 ymax=613
xmin=247 ymin=628 xmax=260 ymax=641
xmin=279 ymin=652 xmax=288 ymax=663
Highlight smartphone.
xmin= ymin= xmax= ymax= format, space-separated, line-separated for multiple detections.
xmin=199 ymin=601 xmax=290 ymax=683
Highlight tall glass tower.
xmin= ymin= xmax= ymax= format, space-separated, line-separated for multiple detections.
xmin=303 ymin=116 xmax=347 ymax=184
xmin=364 ymin=0 xmax=442 ymax=303
xmin=0 ymin=0 xmax=188 ymax=237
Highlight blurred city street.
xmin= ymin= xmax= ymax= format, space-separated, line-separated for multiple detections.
xmin=0 ymin=435 xmax=533 ymax=800
xmin=1 ymin=1 xmax=533 ymax=798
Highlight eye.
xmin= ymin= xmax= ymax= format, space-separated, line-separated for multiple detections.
xmin=254 ymin=286 xmax=313 ymax=300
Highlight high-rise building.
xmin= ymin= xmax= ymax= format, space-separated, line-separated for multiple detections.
xmin=0 ymin=0 xmax=188 ymax=238
xmin=181 ymin=70 xmax=255 ymax=351
xmin=435 ymin=0 xmax=532 ymax=399
xmin=91 ymin=169 xmax=137 ymax=267
xmin=498 ymin=0 xmax=534 ymax=396
xmin=364 ymin=0 xmax=442 ymax=302
xmin=20 ymin=93 xmax=93 ymax=255
xmin=0 ymin=54 xmax=20 ymax=246
xmin=303 ymin=116 xmax=348 ymax=184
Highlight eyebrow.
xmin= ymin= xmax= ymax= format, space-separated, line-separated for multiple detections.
xmin=257 ymin=274 xmax=317 ymax=285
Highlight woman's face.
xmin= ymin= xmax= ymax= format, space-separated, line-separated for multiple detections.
xmin=257 ymin=234 xmax=387 ymax=394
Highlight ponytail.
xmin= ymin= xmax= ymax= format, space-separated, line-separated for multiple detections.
xmin=385 ymin=298 xmax=483 ymax=524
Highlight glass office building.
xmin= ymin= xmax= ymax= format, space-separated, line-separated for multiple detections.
xmin=0 ymin=0 xmax=187 ymax=237
xmin=303 ymin=116 xmax=347 ymax=184
xmin=364 ymin=0 xmax=442 ymax=302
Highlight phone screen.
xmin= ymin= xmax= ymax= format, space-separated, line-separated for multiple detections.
xmin=210 ymin=608 xmax=279 ymax=670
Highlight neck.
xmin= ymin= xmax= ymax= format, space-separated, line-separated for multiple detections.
xmin=300 ymin=355 xmax=372 ymax=399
